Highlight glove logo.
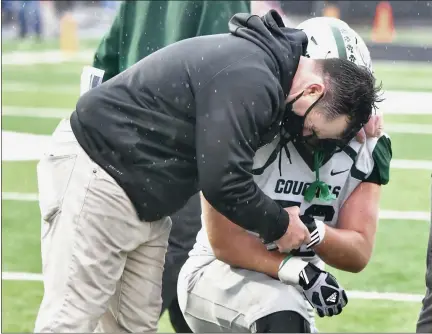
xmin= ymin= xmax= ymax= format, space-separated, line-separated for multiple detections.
xmin=299 ymin=269 xmax=309 ymax=285
xmin=299 ymin=264 xmax=348 ymax=317
xmin=326 ymin=292 xmax=338 ymax=304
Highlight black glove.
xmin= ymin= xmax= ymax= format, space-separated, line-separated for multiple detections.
xmin=299 ymin=262 xmax=348 ymax=317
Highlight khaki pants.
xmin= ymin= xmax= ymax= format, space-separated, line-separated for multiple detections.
xmin=34 ymin=119 xmax=172 ymax=333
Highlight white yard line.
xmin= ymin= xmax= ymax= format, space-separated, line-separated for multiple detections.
xmin=391 ymin=159 xmax=432 ymax=170
xmin=2 ymin=65 xmax=86 ymax=76
xmin=383 ymin=109 xmax=432 ymax=115
xmin=1 ymin=50 xmax=94 ymax=66
xmin=347 ymin=290 xmax=423 ymax=303
xmin=381 ymin=91 xmax=432 ymax=115
xmin=0 ymin=271 xmax=423 ymax=302
xmin=3 ymin=82 xmax=78 ymax=94
xmin=2 ymin=192 xmax=39 ymax=201
xmin=2 ymin=272 xmax=43 ymax=282
xmin=2 ymin=191 xmax=429 ymax=222
xmin=2 ymin=106 xmax=72 ymax=119
xmin=379 ymin=210 xmax=430 ymax=222
xmin=385 ymin=123 xmax=432 ymax=135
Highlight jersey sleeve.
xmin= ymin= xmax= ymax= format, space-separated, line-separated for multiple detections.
xmin=363 ymin=134 xmax=392 ymax=185
xmin=92 ymin=2 xmax=125 ymax=82
xmin=195 ymin=1 xmax=251 ymax=35
xmin=93 ymin=1 xmax=251 ymax=82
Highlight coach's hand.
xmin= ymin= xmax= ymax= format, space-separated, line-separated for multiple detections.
xmin=275 ymin=206 xmax=311 ymax=253
xmin=299 ymin=262 xmax=348 ymax=317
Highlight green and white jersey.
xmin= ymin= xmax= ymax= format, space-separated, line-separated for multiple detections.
xmin=189 ymin=134 xmax=392 ymax=264
xmin=251 ymin=134 xmax=391 ymax=228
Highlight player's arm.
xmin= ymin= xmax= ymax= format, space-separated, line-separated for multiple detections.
xmin=203 ymin=194 xmax=349 ymax=317
xmin=313 ymin=135 xmax=392 ymax=273
xmin=314 ymin=182 xmax=380 ymax=273
xmin=201 ymin=194 xmax=285 ymax=279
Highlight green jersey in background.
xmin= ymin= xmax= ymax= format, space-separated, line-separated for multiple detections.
xmin=93 ymin=0 xmax=251 ymax=81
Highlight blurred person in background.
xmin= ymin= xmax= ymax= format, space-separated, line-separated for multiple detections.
xmin=417 ymin=179 xmax=432 ymax=333
xmin=17 ymin=0 xmax=42 ymax=40
xmin=92 ymin=1 xmax=250 ymax=332
xmin=53 ymin=0 xmax=74 ymax=17
xmin=100 ymin=0 xmax=121 ymax=11
xmin=1 ymin=0 xmax=14 ymax=24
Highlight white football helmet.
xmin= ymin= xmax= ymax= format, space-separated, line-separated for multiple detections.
xmin=296 ymin=17 xmax=373 ymax=72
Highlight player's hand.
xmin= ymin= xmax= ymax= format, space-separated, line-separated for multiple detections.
xmin=299 ymin=262 xmax=348 ymax=317
xmin=274 ymin=207 xmax=311 ymax=253
xmin=277 ymin=256 xmax=348 ymax=317
xmin=355 ymin=113 xmax=383 ymax=143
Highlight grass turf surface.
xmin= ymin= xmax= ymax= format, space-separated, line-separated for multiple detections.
xmin=2 ymin=47 xmax=431 ymax=332
xmin=2 ymin=199 xmax=428 ymax=332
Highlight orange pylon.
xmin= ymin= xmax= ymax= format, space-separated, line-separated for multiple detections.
xmin=323 ymin=4 xmax=340 ymax=19
xmin=371 ymin=1 xmax=396 ymax=43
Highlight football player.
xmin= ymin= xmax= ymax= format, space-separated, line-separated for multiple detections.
xmin=176 ymin=17 xmax=392 ymax=333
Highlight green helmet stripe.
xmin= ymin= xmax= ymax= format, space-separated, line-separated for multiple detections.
xmin=330 ymin=26 xmax=347 ymax=60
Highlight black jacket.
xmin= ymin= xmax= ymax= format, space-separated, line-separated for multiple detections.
xmin=70 ymin=10 xmax=308 ymax=243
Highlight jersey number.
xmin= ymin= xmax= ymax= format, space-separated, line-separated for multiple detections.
xmin=275 ymin=200 xmax=335 ymax=223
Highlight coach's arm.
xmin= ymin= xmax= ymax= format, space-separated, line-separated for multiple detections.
xmin=201 ymin=194 xmax=285 ymax=279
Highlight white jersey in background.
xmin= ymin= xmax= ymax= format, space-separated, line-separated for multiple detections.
xmin=178 ymin=133 xmax=391 ymax=332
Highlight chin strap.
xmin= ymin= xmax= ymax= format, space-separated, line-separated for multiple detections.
xmin=304 ymin=150 xmax=336 ymax=203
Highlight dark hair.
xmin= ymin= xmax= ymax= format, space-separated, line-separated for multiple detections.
xmin=315 ymin=58 xmax=384 ymax=140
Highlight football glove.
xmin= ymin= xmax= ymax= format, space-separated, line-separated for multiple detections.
xmin=278 ymin=256 xmax=348 ymax=317
xmin=299 ymin=262 xmax=348 ymax=317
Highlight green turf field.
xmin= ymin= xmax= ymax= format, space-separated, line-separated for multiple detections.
xmin=2 ymin=44 xmax=431 ymax=332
